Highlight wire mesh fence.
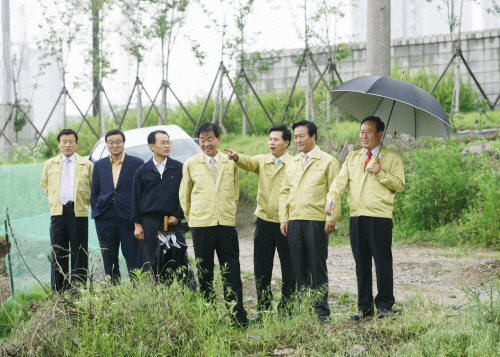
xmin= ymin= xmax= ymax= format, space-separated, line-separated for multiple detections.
xmin=0 ymin=163 xmax=128 ymax=293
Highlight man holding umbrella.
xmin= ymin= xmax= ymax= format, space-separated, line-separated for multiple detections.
xmin=132 ymin=130 xmax=194 ymax=287
xmin=325 ymin=116 xmax=405 ymax=320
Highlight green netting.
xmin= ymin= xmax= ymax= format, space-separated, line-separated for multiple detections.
xmin=1 ymin=163 xmax=127 ymax=292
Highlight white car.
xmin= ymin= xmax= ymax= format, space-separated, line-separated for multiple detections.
xmin=88 ymin=125 xmax=200 ymax=163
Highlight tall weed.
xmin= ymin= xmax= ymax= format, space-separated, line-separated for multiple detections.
xmin=395 ymin=142 xmax=480 ymax=233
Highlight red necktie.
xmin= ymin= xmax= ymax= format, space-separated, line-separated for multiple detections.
xmin=364 ymin=151 xmax=372 ymax=169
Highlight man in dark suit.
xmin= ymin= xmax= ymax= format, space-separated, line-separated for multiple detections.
xmin=132 ymin=130 xmax=193 ymax=287
xmin=91 ymin=129 xmax=144 ymax=282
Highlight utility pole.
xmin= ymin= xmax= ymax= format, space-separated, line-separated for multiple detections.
xmin=1 ymin=0 xmax=12 ymax=104
xmin=366 ymin=0 xmax=391 ymax=76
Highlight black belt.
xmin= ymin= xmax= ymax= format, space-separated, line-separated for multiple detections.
xmin=63 ymin=201 xmax=74 ymax=207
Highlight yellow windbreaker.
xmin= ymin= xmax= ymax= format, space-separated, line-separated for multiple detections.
xmin=40 ymin=153 xmax=93 ymax=217
xmin=179 ymin=152 xmax=239 ymax=227
xmin=235 ymin=153 xmax=291 ymax=223
xmin=279 ymin=147 xmax=340 ymax=223
xmin=327 ymin=146 xmax=405 ymax=219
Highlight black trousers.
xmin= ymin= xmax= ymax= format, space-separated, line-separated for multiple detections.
xmin=140 ymin=215 xmax=195 ymax=289
xmin=95 ymin=204 xmax=143 ymax=281
xmin=254 ymin=218 xmax=295 ymax=312
xmin=287 ymin=220 xmax=330 ymax=317
xmin=191 ymin=225 xmax=248 ymax=323
xmin=350 ymin=216 xmax=394 ymax=311
xmin=50 ymin=205 xmax=88 ymax=292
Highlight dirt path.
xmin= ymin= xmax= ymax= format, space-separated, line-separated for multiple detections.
xmin=187 ymin=202 xmax=500 ymax=309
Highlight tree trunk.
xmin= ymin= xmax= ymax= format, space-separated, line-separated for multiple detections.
xmin=212 ymin=67 xmax=222 ymax=124
xmin=454 ymin=56 xmax=460 ymax=112
xmin=100 ymin=89 xmax=106 ymax=136
xmin=137 ymin=85 xmax=142 ymax=128
xmin=242 ymin=80 xmax=247 ymax=136
xmin=306 ymin=56 xmax=311 ymax=121
xmin=327 ymin=61 xmax=332 ymax=122
xmin=62 ymin=89 xmax=67 ymax=129
xmin=161 ymin=82 xmax=167 ymax=125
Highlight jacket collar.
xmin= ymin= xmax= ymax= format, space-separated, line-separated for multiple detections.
xmin=294 ymin=146 xmax=323 ymax=161
xmin=266 ymin=152 xmax=290 ymax=164
xmin=54 ymin=153 xmax=82 ymax=163
xmin=145 ymin=156 xmax=177 ymax=171
xmin=356 ymin=145 xmax=387 ymax=158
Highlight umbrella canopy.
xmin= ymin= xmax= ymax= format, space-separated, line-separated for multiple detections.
xmin=330 ymin=75 xmax=451 ymax=139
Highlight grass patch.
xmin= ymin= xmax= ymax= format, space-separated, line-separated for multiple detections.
xmin=0 ymin=285 xmax=49 ymax=338
xmin=2 ymin=278 xmax=500 ymax=356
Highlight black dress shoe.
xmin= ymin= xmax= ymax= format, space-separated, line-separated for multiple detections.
xmin=377 ymin=308 xmax=391 ymax=318
xmin=318 ymin=315 xmax=330 ymax=323
xmin=350 ymin=309 xmax=374 ymax=320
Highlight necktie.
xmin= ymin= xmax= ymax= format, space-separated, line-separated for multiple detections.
xmin=274 ymin=158 xmax=281 ymax=167
xmin=60 ymin=158 xmax=71 ymax=205
xmin=209 ymin=158 xmax=217 ymax=183
xmin=365 ymin=150 xmax=372 ymax=169
xmin=302 ymin=154 xmax=309 ymax=170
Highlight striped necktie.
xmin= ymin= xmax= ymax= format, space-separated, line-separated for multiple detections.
xmin=209 ymin=158 xmax=217 ymax=183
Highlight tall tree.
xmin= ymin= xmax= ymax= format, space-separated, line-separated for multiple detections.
xmin=146 ymin=0 xmax=189 ymax=124
xmin=426 ymin=0 xmax=467 ymax=113
xmin=309 ymin=0 xmax=352 ymax=122
xmin=118 ymin=0 xmax=154 ymax=127
xmin=226 ymin=0 xmax=280 ymax=134
xmin=37 ymin=0 xmax=85 ymax=127
xmin=86 ymin=0 xmax=116 ymax=135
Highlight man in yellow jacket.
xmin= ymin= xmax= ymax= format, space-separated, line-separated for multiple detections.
xmin=224 ymin=125 xmax=295 ymax=320
xmin=326 ymin=116 xmax=405 ymax=320
xmin=40 ymin=129 xmax=93 ymax=292
xmin=179 ymin=122 xmax=248 ymax=327
xmin=280 ymin=120 xmax=340 ymax=323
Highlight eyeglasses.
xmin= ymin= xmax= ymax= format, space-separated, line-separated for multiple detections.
xmin=107 ymin=141 xmax=124 ymax=146
xmin=156 ymin=141 xmax=172 ymax=146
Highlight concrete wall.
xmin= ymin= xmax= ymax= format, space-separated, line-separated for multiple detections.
xmin=252 ymin=29 xmax=500 ymax=108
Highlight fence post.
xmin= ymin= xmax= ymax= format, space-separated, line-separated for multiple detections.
xmin=4 ymin=220 xmax=14 ymax=296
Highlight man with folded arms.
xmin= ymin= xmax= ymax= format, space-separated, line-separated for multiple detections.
xmin=325 ymin=116 xmax=405 ymax=320
xmin=132 ymin=130 xmax=193 ymax=286
xmin=280 ymin=120 xmax=340 ymax=323
xmin=224 ymin=125 xmax=295 ymax=320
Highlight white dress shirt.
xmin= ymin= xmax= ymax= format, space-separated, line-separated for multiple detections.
xmin=153 ymin=157 xmax=168 ymax=178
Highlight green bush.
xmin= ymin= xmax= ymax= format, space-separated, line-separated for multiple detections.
xmin=395 ymin=141 xmax=480 ymax=232
xmin=393 ymin=137 xmax=500 ymax=248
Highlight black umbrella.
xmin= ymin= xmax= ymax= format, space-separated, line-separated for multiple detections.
xmin=330 ymin=75 xmax=451 ymax=140
xmin=153 ymin=218 xmax=188 ymax=284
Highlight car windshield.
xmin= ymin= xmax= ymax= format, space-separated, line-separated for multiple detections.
xmin=124 ymin=138 xmax=200 ymax=163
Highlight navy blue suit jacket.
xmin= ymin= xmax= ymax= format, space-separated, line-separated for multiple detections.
xmin=90 ymin=154 xmax=144 ymax=221
xmin=131 ymin=157 xmax=184 ymax=224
